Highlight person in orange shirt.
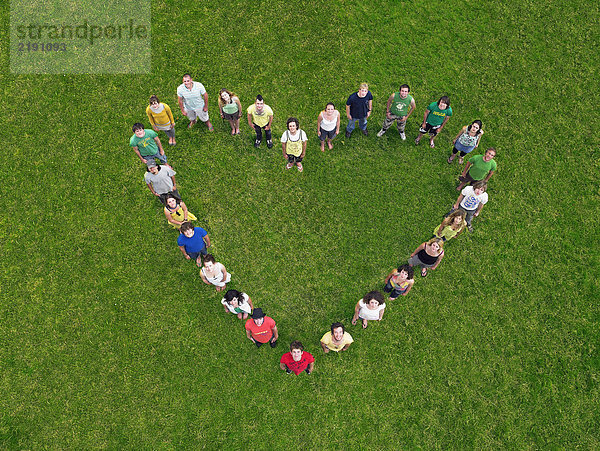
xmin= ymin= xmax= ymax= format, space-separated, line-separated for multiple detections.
xmin=245 ymin=308 xmax=278 ymax=348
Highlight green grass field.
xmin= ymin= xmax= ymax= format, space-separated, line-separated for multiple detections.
xmin=1 ymin=0 xmax=599 ymax=448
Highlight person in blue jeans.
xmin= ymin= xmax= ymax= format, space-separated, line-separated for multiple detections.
xmin=177 ymin=221 xmax=211 ymax=266
xmin=345 ymin=83 xmax=373 ymax=137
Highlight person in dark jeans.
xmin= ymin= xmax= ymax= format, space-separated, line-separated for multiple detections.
xmin=247 ymin=95 xmax=274 ymax=148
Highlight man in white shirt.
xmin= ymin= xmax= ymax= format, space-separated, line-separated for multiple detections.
xmin=177 ymin=74 xmax=213 ymax=131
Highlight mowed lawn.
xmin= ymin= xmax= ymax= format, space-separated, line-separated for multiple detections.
xmin=1 ymin=0 xmax=599 ymax=448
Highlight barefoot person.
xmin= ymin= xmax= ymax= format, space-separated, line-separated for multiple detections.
xmin=317 ymin=102 xmax=340 ymax=151
xmin=351 ymin=291 xmax=386 ymax=329
xmin=199 ymin=254 xmax=231 ymax=292
xmin=146 ymin=95 xmax=176 ymax=146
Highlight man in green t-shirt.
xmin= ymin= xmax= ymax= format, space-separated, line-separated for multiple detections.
xmin=415 ymin=96 xmax=452 ymax=148
xmin=457 ymin=148 xmax=497 ymax=191
xmin=376 ymin=84 xmax=416 ymax=140
xmin=129 ymin=123 xmax=167 ymax=165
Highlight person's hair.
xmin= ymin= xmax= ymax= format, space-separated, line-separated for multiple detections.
xmin=467 ymin=120 xmax=482 ymax=134
xmin=255 ymin=94 xmax=263 ymax=102
xmin=145 ymin=164 xmax=161 ymax=172
xmin=438 ymin=96 xmax=450 ymax=107
xmin=183 ymin=73 xmax=192 ymax=79
xmin=290 ymin=340 xmax=304 ymax=351
xmin=359 ymin=82 xmax=369 ymax=90
xmin=132 ymin=123 xmax=144 ymax=132
xmin=396 ymin=263 xmax=414 ymax=280
xmin=485 ymin=147 xmax=497 ymax=156
xmin=399 ymin=83 xmax=410 ymax=92
xmin=149 ymin=95 xmax=160 ymax=105
xmin=203 ymin=254 xmax=216 ymax=264
xmin=472 ymin=180 xmax=487 ymax=191
xmin=364 ymin=290 xmax=384 ymax=305
xmin=224 ymin=289 xmax=245 ymax=305
xmin=427 ymin=237 xmax=445 ymax=248
xmin=440 ymin=209 xmax=466 ymax=231
xmin=330 ymin=322 xmax=345 ymax=334
xmin=326 ymin=102 xmax=335 ymax=109
xmin=180 ymin=221 xmax=194 ymax=233
xmin=164 ymin=194 xmax=179 ymax=204
xmin=286 ymin=117 xmax=299 ymax=129
xmin=218 ymin=88 xmax=236 ymax=107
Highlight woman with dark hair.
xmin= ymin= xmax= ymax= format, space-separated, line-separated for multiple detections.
xmin=281 ymin=117 xmax=308 ymax=172
xmin=408 ymin=238 xmax=445 ymax=277
xmin=163 ymin=194 xmax=197 ymax=230
xmin=146 ymin=95 xmax=176 ymax=146
xmin=351 ymin=291 xmax=386 ymax=329
xmin=383 ymin=264 xmax=414 ymax=299
xmin=317 ymin=102 xmax=340 ymax=151
xmin=415 ymin=95 xmax=452 ymax=148
xmin=221 ymin=289 xmax=254 ymax=319
xmin=447 ymin=120 xmax=484 ymax=164
xmin=200 ymin=254 xmax=231 ymax=291
xmin=218 ymin=88 xmax=242 ymax=135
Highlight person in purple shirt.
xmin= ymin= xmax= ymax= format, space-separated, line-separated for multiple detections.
xmin=177 ymin=221 xmax=211 ymax=266
xmin=345 ymin=83 xmax=373 ymax=137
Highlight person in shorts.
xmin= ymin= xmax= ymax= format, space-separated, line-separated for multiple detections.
xmin=130 ymin=123 xmax=167 ymax=165
xmin=218 ymin=88 xmax=242 ymax=135
xmin=146 ymin=95 xmax=176 ymax=146
xmin=177 ymin=74 xmax=213 ymax=131
xmin=415 ymin=96 xmax=452 ymax=148
xmin=144 ymin=161 xmax=180 ymax=206
xmin=376 ymin=84 xmax=416 ymax=140
xmin=177 ymin=221 xmax=211 ymax=266
xmin=317 ymin=102 xmax=340 ymax=151
xmin=281 ymin=117 xmax=308 ymax=172
xmin=245 ymin=308 xmax=278 ymax=348
xmin=247 ymin=95 xmax=274 ymax=148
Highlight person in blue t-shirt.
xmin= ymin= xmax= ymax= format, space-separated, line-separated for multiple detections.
xmin=177 ymin=221 xmax=211 ymax=266
xmin=345 ymin=83 xmax=373 ymax=137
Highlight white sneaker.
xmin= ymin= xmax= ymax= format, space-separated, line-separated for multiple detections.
xmin=376 ymin=129 xmax=385 ymax=137
xmin=399 ymin=132 xmax=406 ymax=141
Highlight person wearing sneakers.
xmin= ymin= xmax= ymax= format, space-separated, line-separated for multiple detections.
xmin=377 ymin=84 xmax=416 ymax=140
xmin=247 ymin=95 xmax=274 ymax=148
xmin=281 ymin=117 xmax=308 ymax=172
xmin=177 ymin=74 xmax=213 ymax=131
xmin=245 ymin=308 xmax=279 ymax=348
xmin=345 ymin=82 xmax=373 ymax=137
xmin=415 ymin=96 xmax=452 ymax=148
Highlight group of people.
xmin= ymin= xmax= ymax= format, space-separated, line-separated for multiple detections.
xmin=127 ymin=74 xmax=500 ymax=375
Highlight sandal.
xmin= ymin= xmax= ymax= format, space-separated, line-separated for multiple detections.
xmin=286 ymin=163 xmax=293 ymax=170
xmin=447 ymin=156 xmax=453 ymax=164
xmin=429 ymin=140 xmax=435 ymax=148
xmin=297 ymin=163 xmax=303 ymax=172
xmin=421 ymin=268 xmax=428 ymax=277
xmin=458 ymin=156 xmax=464 ymax=164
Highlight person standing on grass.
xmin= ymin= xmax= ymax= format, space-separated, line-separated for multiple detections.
xmin=317 ymin=102 xmax=340 ymax=151
xmin=245 ymin=308 xmax=278 ymax=348
xmin=177 ymin=221 xmax=211 ymax=267
xmin=351 ymin=291 xmax=386 ymax=329
xmin=163 ymin=194 xmax=197 ymax=230
xmin=433 ymin=209 xmax=467 ymax=242
xmin=146 ymin=95 xmax=176 ymax=146
xmin=177 ymin=74 xmax=213 ymax=131
xmin=408 ymin=237 xmax=445 ymax=278
xmin=199 ymin=254 xmax=231 ymax=292
xmin=130 ymin=123 xmax=167 ymax=165
xmin=345 ymin=82 xmax=373 ymax=137
xmin=376 ymin=84 xmax=416 ymax=140
xmin=280 ymin=341 xmax=314 ymax=375
xmin=247 ymin=95 xmax=274 ymax=148
xmin=221 ymin=289 xmax=254 ymax=320
xmin=456 ymin=148 xmax=497 ymax=191
xmin=320 ymin=322 xmax=353 ymax=353
xmin=447 ymin=120 xmax=484 ymax=165
xmin=415 ymin=96 xmax=452 ymax=148
xmin=281 ymin=117 xmax=308 ymax=172
xmin=383 ymin=264 xmax=414 ymax=300
xmin=144 ymin=162 xmax=180 ymax=206
xmin=449 ymin=180 xmax=489 ymax=232
xmin=218 ymin=88 xmax=242 ymax=135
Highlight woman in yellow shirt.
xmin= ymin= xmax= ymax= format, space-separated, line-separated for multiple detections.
xmin=146 ymin=95 xmax=176 ymax=146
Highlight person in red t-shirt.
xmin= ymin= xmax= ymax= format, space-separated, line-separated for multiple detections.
xmin=245 ymin=308 xmax=278 ymax=348
xmin=280 ymin=341 xmax=315 ymax=375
